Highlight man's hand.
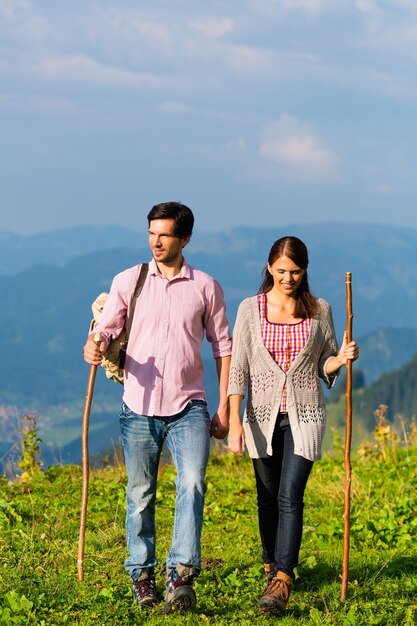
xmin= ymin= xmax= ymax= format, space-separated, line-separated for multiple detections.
xmin=83 ymin=334 xmax=106 ymax=365
xmin=210 ymin=409 xmax=229 ymax=439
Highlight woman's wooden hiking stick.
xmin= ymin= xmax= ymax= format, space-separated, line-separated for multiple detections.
xmin=77 ymin=332 xmax=101 ymax=581
xmin=341 ymin=272 xmax=353 ymax=601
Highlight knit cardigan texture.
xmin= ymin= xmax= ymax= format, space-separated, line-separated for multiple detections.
xmin=227 ymin=296 xmax=339 ymax=462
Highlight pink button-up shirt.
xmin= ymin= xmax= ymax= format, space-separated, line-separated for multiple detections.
xmin=93 ymin=258 xmax=232 ymax=417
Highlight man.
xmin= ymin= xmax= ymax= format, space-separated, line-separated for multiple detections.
xmin=83 ymin=202 xmax=231 ymax=613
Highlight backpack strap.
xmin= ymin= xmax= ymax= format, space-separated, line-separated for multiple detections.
xmin=124 ymin=262 xmax=149 ymax=344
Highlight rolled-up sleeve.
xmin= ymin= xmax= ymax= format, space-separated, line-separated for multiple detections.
xmin=318 ymin=302 xmax=339 ymax=389
xmin=89 ymin=270 xmax=132 ymax=346
xmin=227 ymin=301 xmax=249 ymax=397
xmin=204 ymin=278 xmax=232 ymax=358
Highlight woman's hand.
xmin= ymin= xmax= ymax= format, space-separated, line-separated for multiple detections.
xmin=228 ymin=419 xmax=246 ymax=456
xmin=324 ymin=332 xmax=360 ymax=376
xmin=337 ymin=331 xmax=360 ymax=365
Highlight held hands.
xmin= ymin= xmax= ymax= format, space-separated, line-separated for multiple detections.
xmin=210 ymin=407 xmax=230 ymax=439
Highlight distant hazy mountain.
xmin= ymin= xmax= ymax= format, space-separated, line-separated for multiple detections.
xmin=0 ymin=226 xmax=144 ymax=274
xmin=328 ymin=353 xmax=417 ymax=433
xmin=2 ymin=221 xmax=417 ymax=335
xmin=1 ymin=222 xmax=416 ymax=467
xmin=352 ymin=327 xmax=417 ymax=384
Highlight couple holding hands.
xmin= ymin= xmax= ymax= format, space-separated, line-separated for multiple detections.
xmin=84 ymin=201 xmax=358 ymax=616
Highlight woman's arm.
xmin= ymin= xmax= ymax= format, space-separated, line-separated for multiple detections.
xmin=228 ymin=394 xmax=246 ymax=456
xmin=324 ymin=332 xmax=359 ymax=376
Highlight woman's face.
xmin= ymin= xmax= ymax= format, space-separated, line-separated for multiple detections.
xmin=267 ymin=255 xmax=306 ymax=297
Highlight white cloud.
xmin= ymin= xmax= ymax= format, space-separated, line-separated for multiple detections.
xmin=281 ymin=0 xmax=329 ymax=13
xmin=225 ymin=138 xmax=248 ymax=153
xmin=257 ymin=115 xmax=339 ymax=182
xmin=0 ymin=0 xmax=28 ymax=18
xmin=372 ymin=183 xmax=394 ymax=195
xmin=1 ymin=0 xmax=414 ymax=100
xmin=354 ymin=0 xmax=417 ymax=59
xmin=11 ymin=14 xmax=51 ymax=43
xmin=355 ymin=0 xmax=378 ymax=14
xmin=104 ymin=9 xmax=175 ymax=54
xmin=220 ymin=43 xmax=278 ymax=73
xmin=186 ymin=17 xmax=234 ymax=39
xmin=356 ymin=0 xmax=417 ymax=14
xmin=249 ymin=0 xmax=334 ymax=15
xmin=159 ymin=101 xmax=194 ymax=114
xmin=36 ymin=54 xmax=170 ymax=89
xmin=0 ymin=92 xmax=76 ymax=114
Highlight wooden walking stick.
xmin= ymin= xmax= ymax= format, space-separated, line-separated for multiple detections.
xmin=77 ymin=332 xmax=101 ymax=581
xmin=341 ymin=272 xmax=353 ymax=601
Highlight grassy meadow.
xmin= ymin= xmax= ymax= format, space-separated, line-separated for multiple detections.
xmin=1 ymin=431 xmax=416 ymax=625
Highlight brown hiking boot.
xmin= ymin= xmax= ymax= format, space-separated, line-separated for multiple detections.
xmin=263 ymin=563 xmax=274 ymax=582
xmin=259 ymin=570 xmax=294 ymax=614
xmin=132 ymin=568 xmax=159 ymax=608
xmin=163 ymin=566 xmax=196 ymax=614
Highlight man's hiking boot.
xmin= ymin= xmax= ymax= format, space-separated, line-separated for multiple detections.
xmin=132 ymin=568 xmax=159 ymax=608
xmin=259 ymin=570 xmax=294 ymax=614
xmin=164 ymin=566 xmax=196 ymax=614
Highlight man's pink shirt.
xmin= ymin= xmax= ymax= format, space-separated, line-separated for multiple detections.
xmin=93 ymin=258 xmax=232 ymax=417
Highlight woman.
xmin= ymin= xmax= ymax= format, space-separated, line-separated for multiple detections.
xmin=227 ymin=236 xmax=359 ymax=615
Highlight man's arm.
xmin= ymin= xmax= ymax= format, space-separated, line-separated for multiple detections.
xmin=82 ymin=269 xmax=134 ymax=365
xmin=210 ymin=355 xmax=231 ymax=439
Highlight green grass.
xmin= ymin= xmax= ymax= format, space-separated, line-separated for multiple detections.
xmin=1 ymin=443 xmax=416 ymax=625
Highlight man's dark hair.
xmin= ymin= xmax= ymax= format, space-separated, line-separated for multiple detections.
xmin=147 ymin=202 xmax=194 ymax=239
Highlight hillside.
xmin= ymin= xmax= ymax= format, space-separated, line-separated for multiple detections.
xmin=348 ymin=327 xmax=417 ymax=384
xmin=1 ymin=445 xmax=416 ymax=625
xmin=328 ymin=354 xmax=417 ymax=433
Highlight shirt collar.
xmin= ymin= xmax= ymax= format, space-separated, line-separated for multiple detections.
xmin=148 ymin=257 xmax=191 ymax=279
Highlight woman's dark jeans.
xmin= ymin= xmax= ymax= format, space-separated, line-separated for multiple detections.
xmin=252 ymin=413 xmax=313 ymax=579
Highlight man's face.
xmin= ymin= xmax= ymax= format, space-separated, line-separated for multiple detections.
xmin=148 ymin=218 xmax=189 ymax=265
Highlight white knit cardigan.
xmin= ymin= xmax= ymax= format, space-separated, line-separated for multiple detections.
xmin=227 ymin=296 xmax=339 ymax=461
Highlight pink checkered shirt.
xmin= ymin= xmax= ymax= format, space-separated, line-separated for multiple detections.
xmin=258 ymin=292 xmax=311 ymax=412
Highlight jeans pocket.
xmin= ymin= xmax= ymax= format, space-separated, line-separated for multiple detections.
xmin=189 ymin=399 xmax=208 ymax=408
xmin=119 ymin=402 xmax=135 ymax=419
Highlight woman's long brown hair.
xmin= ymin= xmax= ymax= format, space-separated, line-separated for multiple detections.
xmin=258 ymin=236 xmax=319 ymax=318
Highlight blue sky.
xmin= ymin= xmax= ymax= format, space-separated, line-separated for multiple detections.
xmin=1 ymin=0 xmax=416 ymax=235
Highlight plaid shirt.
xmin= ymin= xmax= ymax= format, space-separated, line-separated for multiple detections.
xmin=258 ymin=292 xmax=311 ymax=411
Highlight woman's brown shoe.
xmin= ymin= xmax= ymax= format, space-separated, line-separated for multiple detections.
xmin=263 ymin=563 xmax=274 ymax=581
xmin=259 ymin=570 xmax=294 ymax=614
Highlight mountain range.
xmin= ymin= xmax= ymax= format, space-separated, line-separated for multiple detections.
xmin=1 ymin=221 xmax=416 ymax=468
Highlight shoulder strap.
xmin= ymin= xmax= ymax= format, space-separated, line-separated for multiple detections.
xmin=124 ymin=263 xmax=149 ymax=344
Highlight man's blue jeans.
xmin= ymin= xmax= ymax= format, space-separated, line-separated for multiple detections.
xmin=119 ymin=400 xmax=211 ymax=581
xmin=252 ymin=413 xmax=313 ymax=580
